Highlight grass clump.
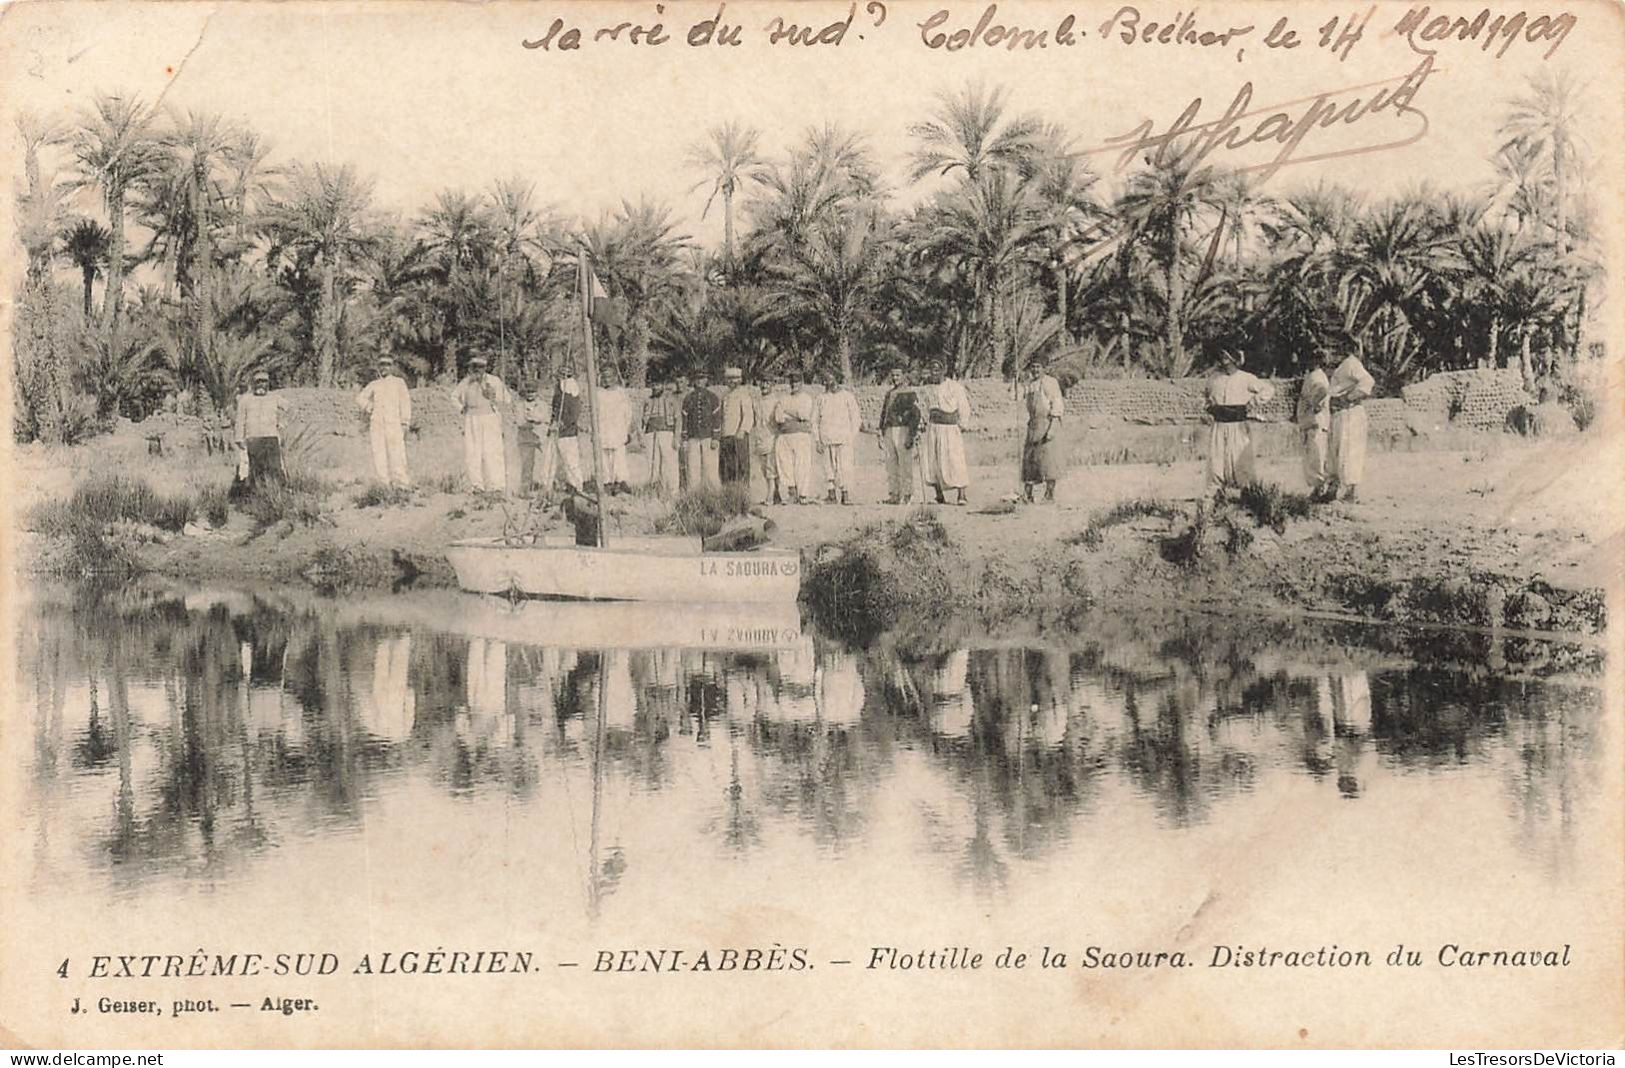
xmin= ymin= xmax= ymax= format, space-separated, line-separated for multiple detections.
xmin=654 ymin=485 xmax=752 ymax=539
xmin=28 ymin=473 xmax=196 ymax=535
xmin=1235 ymin=482 xmax=1314 ymax=534
xmin=353 ymin=483 xmax=414 ymax=509
xmin=1070 ymin=497 xmax=1184 ymax=549
xmin=804 ymin=508 xmax=957 ymax=644
xmin=241 ymin=468 xmax=329 ymax=532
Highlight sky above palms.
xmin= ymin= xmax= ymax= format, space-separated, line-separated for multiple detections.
xmin=3 ymin=0 xmax=1615 ymax=250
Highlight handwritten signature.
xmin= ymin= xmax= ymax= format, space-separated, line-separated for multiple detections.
xmin=1095 ymin=56 xmax=1438 ymax=183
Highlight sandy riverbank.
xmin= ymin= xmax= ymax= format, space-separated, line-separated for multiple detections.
xmin=9 ymin=404 xmax=1617 ymax=655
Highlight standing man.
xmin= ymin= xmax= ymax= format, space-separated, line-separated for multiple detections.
xmin=755 ymin=376 xmax=785 ymax=505
xmin=720 ymin=366 xmax=757 ymax=493
xmin=234 ymin=368 xmax=284 ymax=495
xmin=1297 ymin=348 xmax=1334 ymax=502
xmin=773 ymin=371 xmax=819 ymax=505
xmin=539 ymin=361 xmax=584 ymax=500
xmin=878 ymin=368 xmax=921 ymax=505
xmin=923 ymin=364 xmax=972 ymax=506
xmin=1327 ymin=342 xmax=1377 ymax=502
xmin=357 ymin=353 xmax=413 ymax=488
xmin=454 ymin=353 xmax=511 ymax=493
xmin=816 ymin=370 xmax=863 ymax=506
xmin=643 ymin=378 xmax=682 ymax=497
xmin=1021 ymin=356 xmax=1065 ymax=504
xmin=596 ymin=364 xmax=634 ymax=496
xmin=517 ymin=379 xmax=549 ymax=496
xmin=681 ymin=369 xmax=723 ymax=492
xmin=1204 ymin=349 xmax=1275 ymax=496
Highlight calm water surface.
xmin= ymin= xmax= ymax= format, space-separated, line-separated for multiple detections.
xmin=15 ymin=580 xmax=1605 ymax=937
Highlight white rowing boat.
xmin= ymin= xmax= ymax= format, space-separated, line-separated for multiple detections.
xmin=446 ymin=536 xmax=802 ymax=603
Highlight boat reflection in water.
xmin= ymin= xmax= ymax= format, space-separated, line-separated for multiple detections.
xmin=14 ymin=581 xmax=1605 ymax=925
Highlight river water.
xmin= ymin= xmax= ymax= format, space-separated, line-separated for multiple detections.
xmin=7 ymin=579 xmax=1618 ymax=1045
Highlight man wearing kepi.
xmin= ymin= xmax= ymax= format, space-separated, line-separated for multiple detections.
xmin=720 ymin=366 xmax=756 ymax=492
xmin=774 ymin=370 xmax=819 ymax=505
xmin=682 ymin=369 xmax=723 ymax=492
xmin=356 ymin=352 xmax=413 ymax=488
xmin=816 ymin=370 xmax=863 ymax=505
xmin=924 ymin=364 xmax=972 ymax=506
xmin=878 ymin=368 xmax=921 ymax=505
xmin=1204 ymin=349 xmax=1274 ymax=496
xmin=1021 ymin=354 xmax=1065 ymax=504
xmin=234 ymin=368 xmax=284 ymax=495
xmin=454 ymin=353 xmax=510 ymax=492
xmin=1296 ymin=347 xmax=1334 ymax=501
xmin=643 ymin=378 xmax=682 ymax=497
xmin=1327 ymin=341 xmax=1377 ymax=502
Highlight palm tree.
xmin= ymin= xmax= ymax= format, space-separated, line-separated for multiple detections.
xmin=1336 ymin=197 xmax=1452 ymax=387
xmin=770 ymin=204 xmax=890 ymax=383
xmin=1028 ymin=126 xmax=1101 ymax=345
xmin=686 ymin=120 xmax=764 ymax=267
xmin=486 ymin=177 xmax=566 ymax=370
xmin=15 ymin=112 xmax=71 ymax=287
xmin=75 ymin=322 xmax=168 ymax=420
xmin=262 ymin=163 xmax=377 ymax=385
xmin=581 ymin=197 xmax=692 ymax=386
xmin=419 ymin=188 xmax=496 ymax=372
xmin=747 ymin=123 xmax=877 ymax=256
xmin=907 ymin=169 xmax=1047 ymax=376
xmin=907 ymin=83 xmax=1041 ymax=183
xmin=61 ymin=219 xmax=111 ymax=317
xmin=223 ymin=129 xmax=282 ymax=242
xmin=1115 ymin=156 xmax=1223 ymax=374
xmin=1499 ymin=70 xmax=1586 ymax=256
xmin=149 ymin=108 xmax=237 ymax=372
xmin=69 ymin=94 xmax=159 ymax=338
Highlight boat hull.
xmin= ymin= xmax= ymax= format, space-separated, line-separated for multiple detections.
xmin=446 ymin=539 xmax=802 ymax=603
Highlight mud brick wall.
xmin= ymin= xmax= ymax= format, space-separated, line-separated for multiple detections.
xmin=1399 ymin=369 xmax=1531 ymax=430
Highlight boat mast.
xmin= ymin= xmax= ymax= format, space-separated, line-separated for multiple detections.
xmin=577 ymin=243 xmax=609 ymax=548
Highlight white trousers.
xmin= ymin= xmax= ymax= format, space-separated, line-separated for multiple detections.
xmin=1302 ymin=425 xmax=1329 ymax=492
xmin=464 ymin=412 xmax=505 ymax=492
xmin=1329 ymin=406 xmax=1369 ymax=487
xmin=1207 ymin=422 xmax=1256 ymax=491
xmin=925 ymin=424 xmax=968 ymax=490
xmin=824 ymin=441 xmax=855 ymax=494
xmin=539 ymin=435 xmax=583 ymax=494
xmin=369 ymin=419 xmax=410 ymax=486
xmin=601 ymin=445 xmax=629 ymax=485
xmin=775 ymin=432 xmax=816 ymax=499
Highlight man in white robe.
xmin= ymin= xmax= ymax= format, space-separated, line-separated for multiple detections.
xmin=1204 ymin=350 xmax=1275 ymax=495
xmin=1296 ymin=351 xmax=1333 ymax=501
xmin=356 ymin=353 xmax=413 ymax=487
xmin=1327 ymin=347 xmax=1377 ymax=502
xmin=773 ymin=372 xmax=819 ymax=504
xmin=815 ymin=371 xmax=864 ymax=505
xmin=453 ymin=354 xmax=511 ymax=492
xmin=924 ymin=366 xmax=972 ymax=505
xmin=595 ymin=367 xmax=635 ymax=495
